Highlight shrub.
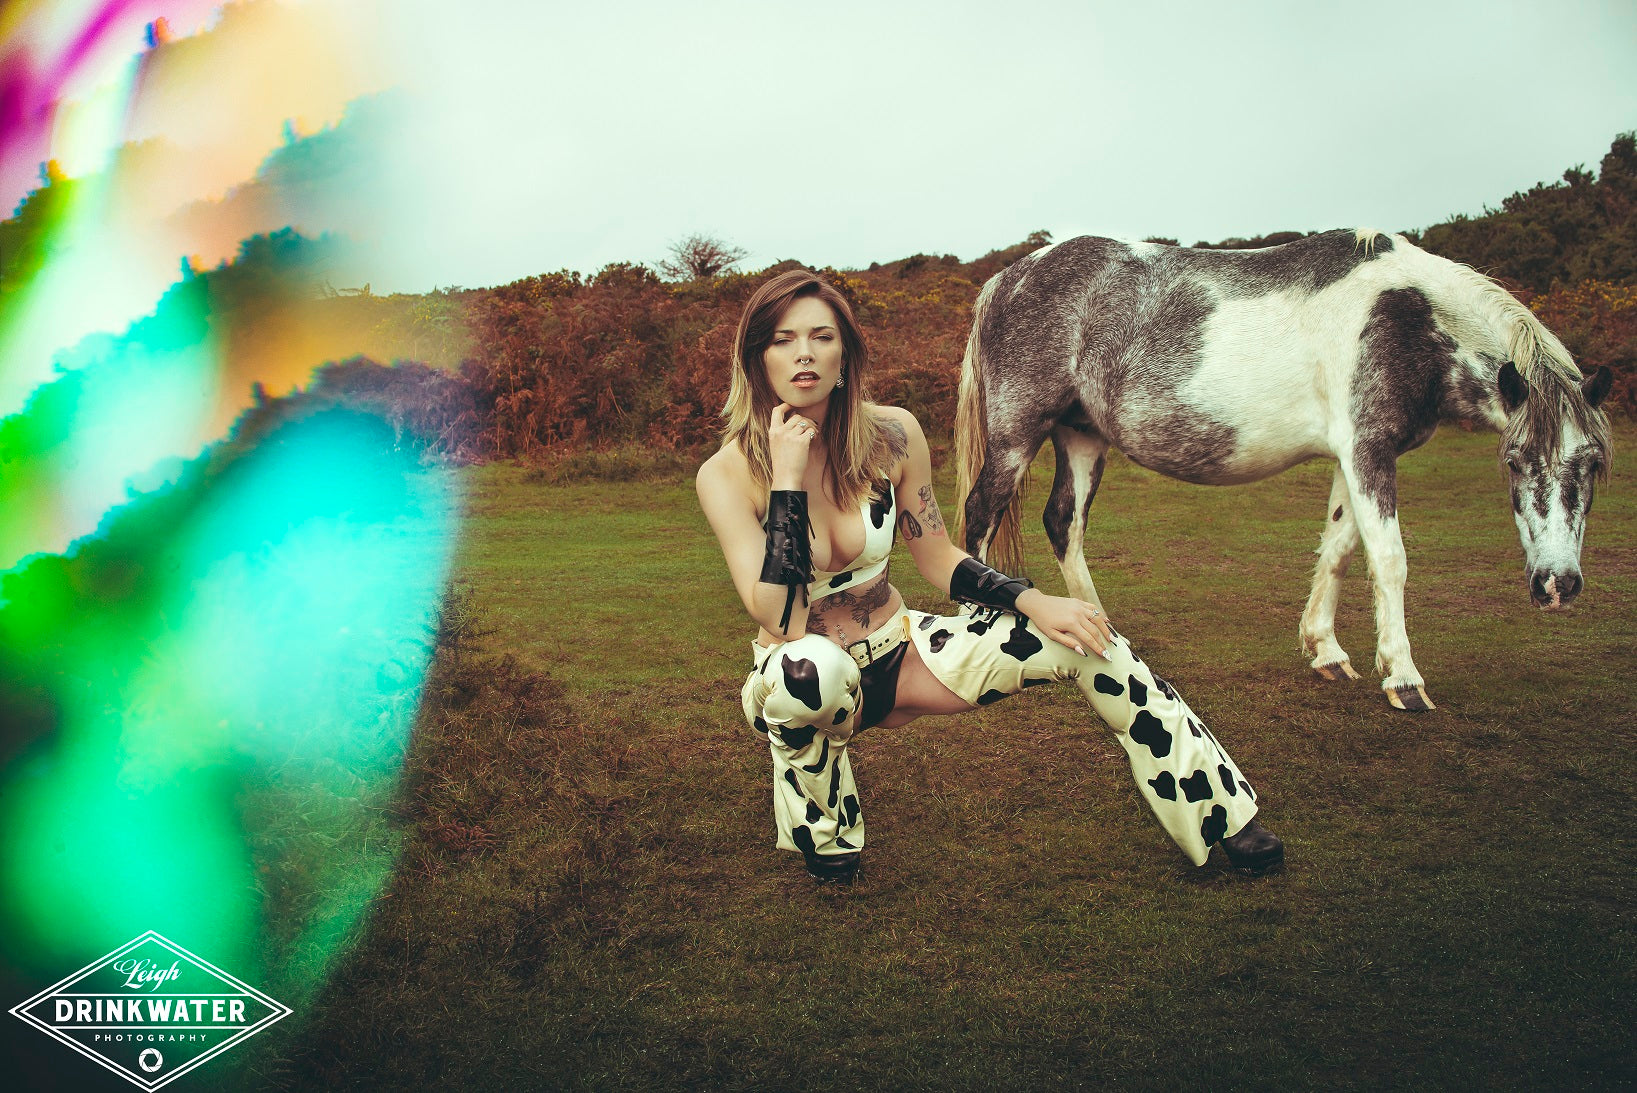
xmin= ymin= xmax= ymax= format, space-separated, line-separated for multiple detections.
xmin=1529 ymin=280 xmax=1637 ymax=414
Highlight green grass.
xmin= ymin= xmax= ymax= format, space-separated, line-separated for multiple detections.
xmin=252 ymin=423 xmax=1636 ymax=1091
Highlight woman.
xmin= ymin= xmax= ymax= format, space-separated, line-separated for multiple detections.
xmin=696 ymin=269 xmax=1282 ymax=883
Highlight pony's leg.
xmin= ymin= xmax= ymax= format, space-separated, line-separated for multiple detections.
xmin=1336 ymin=456 xmax=1434 ymax=711
xmin=1299 ymin=463 xmax=1362 ymax=681
xmin=962 ymin=437 xmax=1038 ymax=559
xmin=1043 ymin=425 xmax=1110 ymax=611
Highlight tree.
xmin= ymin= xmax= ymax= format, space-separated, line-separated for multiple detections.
xmin=1418 ymin=131 xmax=1637 ymax=292
xmin=660 ymin=233 xmax=747 ymax=280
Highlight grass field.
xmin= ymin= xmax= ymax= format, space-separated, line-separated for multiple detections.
xmin=255 ymin=422 xmax=1635 ymax=1091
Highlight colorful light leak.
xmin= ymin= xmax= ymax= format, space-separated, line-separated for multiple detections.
xmin=0 ymin=0 xmax=451 ymax=1021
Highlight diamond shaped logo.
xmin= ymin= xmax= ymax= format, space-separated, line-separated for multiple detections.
xmin=10 ymin=931 xmax=291 ymax=1090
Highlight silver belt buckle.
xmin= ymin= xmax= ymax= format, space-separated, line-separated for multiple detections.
xmin=846 ymin=635 xmax=875 ymax=667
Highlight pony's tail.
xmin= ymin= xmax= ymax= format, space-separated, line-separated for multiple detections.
xmin=955 ymin=278 xmax=1027 ymax=575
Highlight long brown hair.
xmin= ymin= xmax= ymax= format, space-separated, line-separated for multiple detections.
xmin=722 ymin=269 xmax=893 ymax=508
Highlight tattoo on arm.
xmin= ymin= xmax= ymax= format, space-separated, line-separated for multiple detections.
xmin=880 ymin=419 xmax=909 ymax=463
xmin=897 ymin=509 xmax=923 ymax=541
xmin=917 ymin=485 xmax=946 ymax=536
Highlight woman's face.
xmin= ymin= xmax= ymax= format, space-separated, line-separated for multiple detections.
xmin=762 ymin=295 xmax=844 ymax=411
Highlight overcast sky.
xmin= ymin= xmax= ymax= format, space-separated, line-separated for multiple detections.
xmin=10 ymin=0 xmax=1637 ymax=295
xmin=356 ymin=0 xmax=1637 ymax=291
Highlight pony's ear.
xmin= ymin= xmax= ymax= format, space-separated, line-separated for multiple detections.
xmin=1583 ymin=365 xmax=1613 ymax=409
xmin=1497 ymin=360 xmax=1529 ymax=412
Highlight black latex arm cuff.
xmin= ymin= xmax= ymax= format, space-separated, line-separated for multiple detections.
xmin=949 ymin=556 xmax=1033 ymax=613
xmin=759 ymin=490 xmax=813 ymax=633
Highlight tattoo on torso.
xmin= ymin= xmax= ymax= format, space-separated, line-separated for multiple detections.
xmin=808 ymin=571 xmax=894 ymax=642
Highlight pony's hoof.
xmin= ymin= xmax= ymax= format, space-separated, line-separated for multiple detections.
xmin=1314 ymin=660 xmax=1361 ymax=682
xmin=1385 ymin=684 xmax=1436 ymax=711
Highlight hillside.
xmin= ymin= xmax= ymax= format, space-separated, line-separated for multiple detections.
xmin=2 ymin=134 xmax=1632 ymax=468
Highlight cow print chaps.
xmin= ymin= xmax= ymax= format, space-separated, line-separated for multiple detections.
xmin=742 ymin=607 xmax=1259 ymax=867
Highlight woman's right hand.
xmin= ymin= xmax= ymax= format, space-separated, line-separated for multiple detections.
xmin=769 ymin=403 xmax=818 ymax=490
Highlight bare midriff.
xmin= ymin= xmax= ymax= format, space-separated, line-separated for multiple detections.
xmin=755 ymin=568 xmax=904 ymax=650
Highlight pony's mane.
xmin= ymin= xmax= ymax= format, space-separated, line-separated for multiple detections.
xmin=1352 ymin=227 xmax=1385 ymax=254
xmin=1439 ymin=257 xmax=1612 ymax=478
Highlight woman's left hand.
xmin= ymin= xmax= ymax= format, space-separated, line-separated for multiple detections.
xmin=1016 ymin=589 xmax=1115 ymax=659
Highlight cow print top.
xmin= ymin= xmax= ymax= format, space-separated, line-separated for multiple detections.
xmin=801 ymin=478 xmax=896 ymax=604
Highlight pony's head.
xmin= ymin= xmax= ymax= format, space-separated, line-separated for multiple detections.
xmin=1497 ymin=355 xmax=1613 ymax=609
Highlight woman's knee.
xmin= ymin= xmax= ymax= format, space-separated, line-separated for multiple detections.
xmin=755 ymin=634 xmax=861 ymax=736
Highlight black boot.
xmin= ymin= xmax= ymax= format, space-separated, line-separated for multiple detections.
xmin=1220 ymin=819 xmax=1283 ymax=874
xmin=804 ymin=851 xmax=860 ymax=885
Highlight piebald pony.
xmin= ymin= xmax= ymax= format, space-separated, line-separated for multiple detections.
xmin=955 ymin=229 xmax=1612 ymax=710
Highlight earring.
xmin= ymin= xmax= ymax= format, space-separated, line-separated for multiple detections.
xmin=836 ymin=375 xmax=846 ymax=389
